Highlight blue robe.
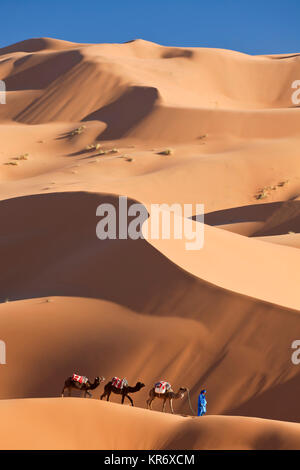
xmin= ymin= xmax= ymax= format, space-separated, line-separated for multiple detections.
xmin=198 ymin=393 xmax=207 ymax=416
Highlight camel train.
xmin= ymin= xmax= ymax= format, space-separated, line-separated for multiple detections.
xmin=61 ymin=374 xmax=192 ymax=414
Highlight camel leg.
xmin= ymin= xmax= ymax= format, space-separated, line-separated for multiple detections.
xmin=61 ymin=386 xmax=66 ymax=398
xmin=147 ymin=397 xmax=154 ymax=410
xmin=86 ymin=390 xmax=92 ymax=398
xmin=106 ymin=391 xmax=111 ymax=402
xmin=100 ymin=391 xmax=106 ymax=400
xmin=170 ymin=398 xmax=174 ymax=414
xmin=162 ymin=398 xmax=167 ymax=412
xmin=124 ymin=394 xmax=134 ymax=406
xmin=68 ymin=388 xmax=72 ymax=397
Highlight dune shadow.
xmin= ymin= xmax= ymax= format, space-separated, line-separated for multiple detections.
xmin=67 ymin=149 xmax=92 ymax=157
xmin=270 ymin=53 xmax=300 ymax=60
xmin=161 ymin=49 xmax=193 ymax=59
xmin=13 ymin=54 xmax=33 ymax=68
xmin=0 ymin=191 xmax=198 ymax=314
xmin=251 ymin=200 xmax=300 ymax=236
xmin=83 ymin=86 xmax=159 ymax=140
xmin=9 ymin=49 xmax=82 ymax=92
xmin=226 ymin=373 xmax=300 ymax=423
xmin=194 ymin=202 xmax=283 ymax=226
xmin=196 ymin=200 xmax=300 ymax=236
xmin=55 ymin=131 xmax=73 ymax=141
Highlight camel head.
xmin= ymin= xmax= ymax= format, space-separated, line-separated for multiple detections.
xmin=95 ymin=376 xmax=105 ymax=383
xmin=136 ymin=382 xmax=145 ymax=390
xmin=178 ymin=387 xmax=188 ymax=398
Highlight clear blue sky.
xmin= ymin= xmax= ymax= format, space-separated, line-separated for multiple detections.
xmin=1 ymin=0 xmax=300 ymax=55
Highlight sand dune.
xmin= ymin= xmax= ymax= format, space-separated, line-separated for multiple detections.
xmin=0 ymin=37 xmax=300 ymax=449
xmin=0 ymin=398 xmax=300 ymax=450
xmin=2 ymin=38 xmax=300 ymax=133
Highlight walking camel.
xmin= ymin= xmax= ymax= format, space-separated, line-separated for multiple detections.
xmin=61 ymin=375 xmax=105 ymax=398
xmin=147 ymin=385 xmax=188 ymax=414
xmin=100 ymin=379 xmax=145 ymax=406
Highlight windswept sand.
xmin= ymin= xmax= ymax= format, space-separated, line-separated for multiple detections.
xmin=0 ymin=37 xmax=300 ymax=449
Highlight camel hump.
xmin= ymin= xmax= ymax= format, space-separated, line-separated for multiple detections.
xmin=72 ymin=373 xmax=88 ymax=384
xmin=111 ymin=377 xmax=128 ymax=389
xmin=154 ymin=381 xmax=171 ymax=394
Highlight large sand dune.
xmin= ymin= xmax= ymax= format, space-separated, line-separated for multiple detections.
xmin=1 ymin=398 xmax=300 ymax=450
xmin=0 ymin=37 xmax=300 ymax=449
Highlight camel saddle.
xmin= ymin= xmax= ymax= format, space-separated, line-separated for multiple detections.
xmin=112 ymin=377 xmax=128 ymax=389
xmin=155 ymin=381 xmax=171 ymax=394
xmin=72 ymin=373 xmax=88 ymax=384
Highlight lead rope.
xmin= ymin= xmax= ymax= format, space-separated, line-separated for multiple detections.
xmin=186 ymin=388 xmax=196 ymax=416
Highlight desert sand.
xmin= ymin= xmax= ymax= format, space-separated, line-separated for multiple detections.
xmin=1 ymin=398 xmax=300 ymax=450
xmin=0 ymin=37 xmax=300 ymax=450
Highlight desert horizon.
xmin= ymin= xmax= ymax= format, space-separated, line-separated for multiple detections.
xmin=1 ymin=22 xmax=300 ymax=453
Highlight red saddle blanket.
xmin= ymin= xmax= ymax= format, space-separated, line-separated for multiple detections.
xmin=155 ymin=381 xmax=171 ymax=394
xmin=112 ymin=377 xmax=128 ymax=389
xmin=72 ymin=373 xmax=88 ymax=384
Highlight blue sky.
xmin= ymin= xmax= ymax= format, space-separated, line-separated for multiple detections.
xmin=1 ymin=0 xmax=300 ymax=55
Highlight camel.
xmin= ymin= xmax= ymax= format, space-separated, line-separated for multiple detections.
xmin=100 ymin=379 xmax=145 ymax=406
xmin=147 ymin=385 xmax=188 ymax=414
xmin=61 ymin=375 xmax=105 ymax=398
